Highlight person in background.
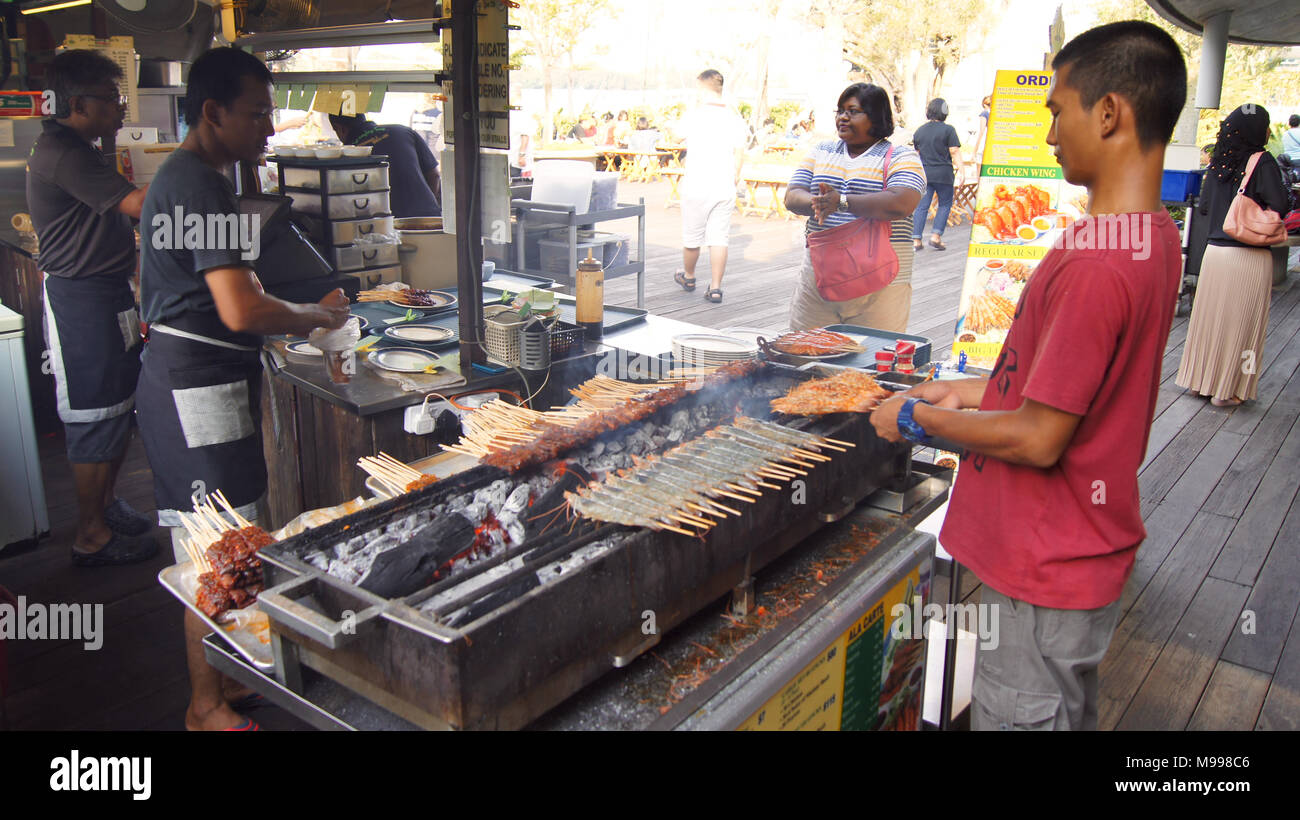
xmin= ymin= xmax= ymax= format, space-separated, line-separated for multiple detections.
xmin=635 ymin=115 xmax=651 ymax=131
xmin=26 ymin=49 xmax=156 ymax=566
xmin=972 ymin=94 xmax=993 ymax=167
xmin=1199 ymin=143 xmax=1214 ymax=168
xmin=1282 ymin=114 xmax=1300 ymax=161
xmin=410 ymin=98 xmax=443 ymax=154
xmin=598 ymin=111 xmax=617 ymax=146
xmin=138 ymin=47 xmax=349 ymax=731
xmin=872 ymin=21 xmax=1187 ymax=731
xmin=614 ymin=110 xmax=632 ymax=146
xmin=910 ymin=97 xmax=962 ymax=251
xmin=512 ymin=132 xmax=534 ymax=179
xmin=672 ymin=69 xmax=747 ymax=304
xmin=1176 ymin=105 xmax=1291 ymax=407
xmin=783 ymin=83 xmax=925 ymax=332
xmin=329 ymin=112 xmax=441 ymax=217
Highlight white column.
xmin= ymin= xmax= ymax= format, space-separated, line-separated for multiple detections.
xmin=1195 ymin=11 xmax=1231 ymax=110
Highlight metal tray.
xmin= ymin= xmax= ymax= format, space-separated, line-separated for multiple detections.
xmin=158 ymin=563 xmax=274 ymax=669
xmin=481 ymin=269 xmax=558 ymax=291
xmin=364 ymin=448 xmax=482 ymax=499
xmin=760 ymin=325 xmax=932 ymax=370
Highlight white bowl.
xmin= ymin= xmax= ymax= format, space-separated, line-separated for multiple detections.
xmin=342 ymin=145 xmax=373 ymax=158
xmin=314 ymin=147 xmax=343 ymax=159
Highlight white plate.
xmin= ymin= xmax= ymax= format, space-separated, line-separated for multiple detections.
xmin=672 ymin=333 xmax=759 ymax=355
xmin=386 ymin=290 xmax=456 ymax=311
xmin=384 ymin=323 xmax=455 ymax=344
xmin=368 ymin=347 xmax=442 ymax=373
xmin=718 ymin=327 xmax=778 ymax=346
xmin=286 ymin=341 xmax=322 ymax=356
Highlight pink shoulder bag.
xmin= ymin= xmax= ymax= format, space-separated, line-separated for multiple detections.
xmin=806 ymin=144 xmax=900 ymax=302
xmin=1223 ymin=152 xmax=1288 ymax=246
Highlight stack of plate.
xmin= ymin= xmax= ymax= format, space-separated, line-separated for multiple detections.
xmin=671 ymin=332 xmax=759 ymax=367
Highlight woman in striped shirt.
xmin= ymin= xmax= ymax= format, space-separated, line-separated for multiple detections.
xmin=784 ymin=83 xmax=926 ymax=332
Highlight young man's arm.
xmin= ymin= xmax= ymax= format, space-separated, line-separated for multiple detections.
xmin=871 ymin=393 xmax=1082 ymax=469
xmin=872 ymin=258 xmax=1130 ymax=469
xmin=205 ymin=266 xmax=349 ymax=336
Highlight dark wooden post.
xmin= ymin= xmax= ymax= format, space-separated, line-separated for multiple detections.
xmin=452 ymin=0 xmax=485 ymax=374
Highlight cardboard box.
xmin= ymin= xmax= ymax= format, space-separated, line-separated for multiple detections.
xmin=117 ymin=143 xmax=179 ymax=184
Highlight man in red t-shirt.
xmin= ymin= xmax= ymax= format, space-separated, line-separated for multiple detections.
xmin=870 ymin=21 xmax=1187 ymax=730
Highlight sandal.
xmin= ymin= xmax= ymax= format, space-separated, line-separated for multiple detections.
xmin=705 ymin=288 xmax=723 ymax=303
xmin=913 ymin=239 xmax=923 ymax=251
xmin=71 ymin=531 xmax=160 ymax=567
xmin=222 ymin=717 xmax=261 ymax=731
xmin=673 ymin=270 xmax=696 ymax=291
xmin=929 ymin=238 xmax=947 ymax=250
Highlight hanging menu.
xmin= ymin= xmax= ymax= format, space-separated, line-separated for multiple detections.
xmin=442 ymin=0 xmax=512 ymax=150
xmin=951 ymin=69 xmax=1090 ymax=368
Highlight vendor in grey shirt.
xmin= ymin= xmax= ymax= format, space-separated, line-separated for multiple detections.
xmin=25 ymin=49 xmax=157 ymax=566
xmin=136 ymin=47 xmax=348 ymax=732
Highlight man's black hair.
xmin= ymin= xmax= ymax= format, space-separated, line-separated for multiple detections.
xmin=838 ymin=83 xmax=894 ymax=140
xmin=48 ymin=49 xmax=123 ymax=119
xmin=697 ymin=69 xmax=724 ymax=93
xmin=926 ymin=98 xmax=949 ymax=122
xmin=1051 ymin=20 xmax=1187 ymax=150
xmin=184 ymin=47 xmax=273 ymax=128
xmin=1290 ymin=114 xmax=1300 ymax=128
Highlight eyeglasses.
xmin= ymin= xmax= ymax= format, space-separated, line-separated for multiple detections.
xmin=83 ymin=93 xmax=129 ymax=108
xmin=834 ymin=109 xmax=867 ymax=120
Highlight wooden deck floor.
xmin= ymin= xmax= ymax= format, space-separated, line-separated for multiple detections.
xmin=2 ymin=175 xmax=1296 ymax=730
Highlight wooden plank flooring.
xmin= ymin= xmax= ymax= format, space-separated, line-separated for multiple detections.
xmin=1 ymin=174 xmax=1297 ymax=730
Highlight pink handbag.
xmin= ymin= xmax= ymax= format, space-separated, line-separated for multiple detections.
xmin=1223 ymin=152 xmax=1288 ymax=246
xmin=806 ymin=145 xmax=899 ymax=301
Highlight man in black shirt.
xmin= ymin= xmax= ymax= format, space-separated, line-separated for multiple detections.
xmin=26 ymin=49 xmax=157 ymax=566
xmin=329 ymin=113 xmax=441 ymax=217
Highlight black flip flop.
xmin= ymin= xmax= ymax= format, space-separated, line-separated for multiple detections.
xmin=674 ymin=270 xmax=697 ymax=291
xmin=705 ymin=288 xmax=723 ymax=303
xmin=929 ymin=238 xmax=947 ymax=250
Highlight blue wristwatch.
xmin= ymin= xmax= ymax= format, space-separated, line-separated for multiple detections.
xmin=897 ymin=398 xmax=933 ymax=445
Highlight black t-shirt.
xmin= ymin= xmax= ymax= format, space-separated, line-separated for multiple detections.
xmin=911 ymin=121 xmax=961 ymax=186
xmin=1202 ymin=151 xmax=1291 ymax=248
xmin=25 ymin=119 xmax=138 ymax=279
xmin=349 ymin=121 xmax=441 ymax=218
xmin=139 ymin=147 xmax=256 ymax=344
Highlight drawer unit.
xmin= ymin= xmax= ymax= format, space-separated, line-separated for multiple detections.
xmin=343 ymin=265 xmax=402 ymax=289
xmin=288 ymin=189 xmax=391 ymax=220
xmin=331 ymin=240 xmax=401 ymax=272
xmin=283 ymin=165 xmax=390 ymax=194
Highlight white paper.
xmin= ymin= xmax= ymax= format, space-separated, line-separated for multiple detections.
xmin=0 ymin=120 xmax=14 ymax=149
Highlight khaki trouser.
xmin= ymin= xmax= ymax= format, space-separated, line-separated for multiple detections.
xmin=789 ymin=247 xmax=913 ymax=332
xmin=971 ymin=585 xmax=1121 ymax=731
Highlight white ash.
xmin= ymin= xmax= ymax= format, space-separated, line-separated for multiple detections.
xmin=302 ymin=510 xmax=435 ymax=583
xmin=418 ymin=554 xmax=529 ymax=615
xmin=537 ymin=536 xmax=621 ymax=582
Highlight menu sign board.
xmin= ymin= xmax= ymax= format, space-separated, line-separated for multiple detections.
xmin=442 ymin=0 xmax=512 ymax=150
xmin=951 ymin=69 xmax=1089 ymax=368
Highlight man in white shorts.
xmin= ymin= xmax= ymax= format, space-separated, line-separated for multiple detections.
xmin=674 ymin=69 xmax=747 ymax=303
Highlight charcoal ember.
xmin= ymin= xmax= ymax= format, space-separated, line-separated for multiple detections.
xmin=475 ymin=480 xmax=510 ymax=512
xmin=442 ymin=572 xmax=541 ymax=628
xmin=588 ymin=440 xmax=606 ymax=457
xmin=327 ymin=558 xmax=363 ymax=585
xmin=502 ymin=484 xmax=531 ymax=515
xmin=358 ymin=512 xmax=476 ymax=599
xmin=461 ymin=501 xmax=488 ymax=524
xmin=604 ymin=439 xmax=624 ymax=454
xmin=305 ymin=552 xmax=331 ymax=571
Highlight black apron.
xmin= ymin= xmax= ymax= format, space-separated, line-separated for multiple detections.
xmin=136 ymin=312 xmax=265 ymax=527
xmin=42 ymin=273 xmax=141 ymax=423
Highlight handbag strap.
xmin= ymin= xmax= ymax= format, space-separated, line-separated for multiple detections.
xmin=881 ymin=142 xmax=895 ymax=187
xmin=1238 ymin=151 xmax=1264 ymax=194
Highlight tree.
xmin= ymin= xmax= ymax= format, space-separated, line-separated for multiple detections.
xmin=512 ymin=0 xmax=612 ymax=142
xmin=812 ymin=0 xmax=999 ymax=129
xmin=1093 ymin=0 xmax=1296 ymax=148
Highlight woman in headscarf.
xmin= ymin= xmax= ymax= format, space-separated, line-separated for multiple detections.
xmin=1176 ymin=105 xmax=1291 ymax=406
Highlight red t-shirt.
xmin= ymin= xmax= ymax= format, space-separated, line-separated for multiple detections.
xmin=939 ymin=211 xmax=1182 ymax=610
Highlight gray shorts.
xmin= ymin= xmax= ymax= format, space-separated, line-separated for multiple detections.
xmin=65 ymin=411 xmax=134 ymax=464
xmin=971 ymin=585 xmax=1121 ymax=731
xmin=681 ymin=196 xmax=734 ymax=248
